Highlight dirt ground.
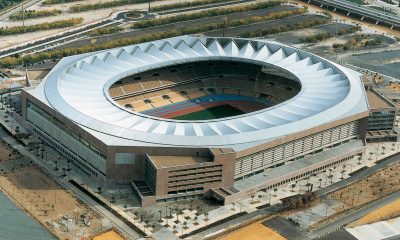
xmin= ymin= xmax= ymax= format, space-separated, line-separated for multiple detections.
xmin=92 ymin=229 xmax=125 ymax=240
xmin=0 ymin=141 xmax=17 ymax=163
xmin=348 ymin=198 xmax=400 ymax=227
xmin=217 ymin=222 xmax=287 ymax=240
xmin=312 ymin=163 xmax=400 ymax=229
xmin=0 ymin=165 xmax=104 ymax=239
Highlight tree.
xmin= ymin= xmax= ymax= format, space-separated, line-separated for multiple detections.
xmin=182 ymin=221 xmax=188 ymax=235
xmin=340 ymin=170 xmax=346 ymax=179
xmin=251 ymin=194 xmax=256 ymax=204
xmin=290 ymin=183 xmax=296 ymax=192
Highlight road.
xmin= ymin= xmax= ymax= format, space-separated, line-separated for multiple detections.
xmin=307 ymin=190 xmax=400 ymax=239
xmin=0 ymin=0 xmax=42 ymax=22
xmin=0 ymin=126 xmax=142 ymax=240
xmin=303 ymin=0 xmax=400 ymax=29
xmin=56 ymin=6 xmax=298 ymax=49
xmin=0 ymin=18 xmax=118 ymax=58
xmin=0 ymin=0 xmax=267 ymax=60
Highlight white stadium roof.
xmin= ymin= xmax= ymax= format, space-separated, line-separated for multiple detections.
xmin=28 ymin=35 xmax=369 ymax=150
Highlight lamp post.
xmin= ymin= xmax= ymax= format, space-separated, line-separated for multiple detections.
xmin=148 ymin=0 xmax=151 ymax=13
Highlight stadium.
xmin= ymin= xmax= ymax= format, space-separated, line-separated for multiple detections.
xmin=21 ymin=35 xmax=370 ymax=206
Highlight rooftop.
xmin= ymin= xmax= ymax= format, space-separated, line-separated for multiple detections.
xmin=25 ymin=36 xmax=369 ymax=149
xmin=26 ymin=68 xmax=51 ymax=81
xmin=210 ymin=148 xmax=235 ymax=155
xmin=149 ymin=155 xmax=212 ymax=168
xmin=366 ymin=89 xmax=396 ymax=109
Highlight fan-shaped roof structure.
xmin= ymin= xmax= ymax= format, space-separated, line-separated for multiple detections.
xmin=28 ymin=36 xmax=369 ymax=150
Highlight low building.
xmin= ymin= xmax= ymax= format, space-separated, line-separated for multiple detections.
xmin=365 ymin=89 xmax=398 ymax=142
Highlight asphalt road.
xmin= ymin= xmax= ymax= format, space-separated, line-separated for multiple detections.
xmin=303 ymin=0 xmax=400 ymax=29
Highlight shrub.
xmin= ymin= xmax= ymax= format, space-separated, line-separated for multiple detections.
xmin=87 ymin=26 xmax=123 ymax=37
xmin=300 ymin=32 xmax=332 ymax=43
xmin=70 ymin=0 xmax=152 ymax=12
xmin=151 ymin=0 xmax=236 ymax=12
xmin=133 ymin=1 xmax=284 ymax=29
xmin=0 ymin=17 xmax=83 ymax=36
xmin=10 ymin=9 xmax=61 ymax=20
xmin=240 ymin=17 xmax=330 ymax=38
xmin=43 ymin=0 xmax=82 ymax=4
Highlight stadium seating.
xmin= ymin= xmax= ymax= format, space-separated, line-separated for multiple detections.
xmin=108 ymin=60 xmax=301 ymax=113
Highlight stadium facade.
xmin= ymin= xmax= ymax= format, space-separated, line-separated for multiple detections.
xmin=21 ymin=36 xmax=370 ymax=206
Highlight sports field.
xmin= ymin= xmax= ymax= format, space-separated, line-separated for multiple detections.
xmin=173 ymin=104 xmax=244 ymax=120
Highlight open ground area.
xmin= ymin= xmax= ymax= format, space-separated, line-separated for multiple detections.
xmin=348 ymin=198 xmax=400 ymax=227
xmin=219 ymin=222 xmax=287 ymax=240
xmin=290 ymin=161 xmax=400 ymax=230
xmin=0 ymin=165 xmax=104 ymax=239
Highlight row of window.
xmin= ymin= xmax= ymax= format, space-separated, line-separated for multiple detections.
xmin=144 ymin=161 xmax=156 ymax=192
xmin=27 ymin=102 xmax=107 ymax=158
xmin=31 ymin=127 xmax=100 ymax=177
xmin=167 ymin=187 xmax=206 ymax=195
xmin=169 ymin=169 xmax=223 ymax=178
xmin=157 ymin=194 xmax=204 ymax=203
xmin=169 ymin=164 xmax=222 ymax=173
xmin=168 ymin=174 xmax=222 ymax=183
xmin=27 ymin=104 xmax=107 ymax=174
xmin=234 ymin=121 xmax=358 ymax=178
xmin=168 ymin=178 xmax=221 ymax=189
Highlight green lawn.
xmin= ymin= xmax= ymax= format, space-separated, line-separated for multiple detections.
xmin=173 ymin=105 xmax=244 ymax=120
